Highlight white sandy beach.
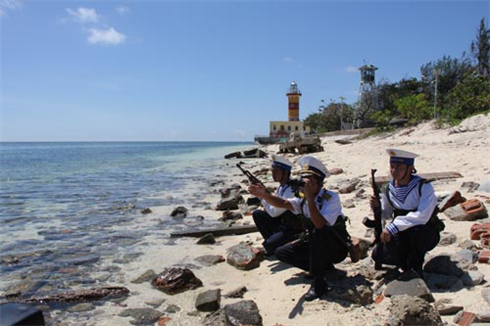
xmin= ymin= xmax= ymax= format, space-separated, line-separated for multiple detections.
xmin=97 ymin=114 xmax=490 ymax=326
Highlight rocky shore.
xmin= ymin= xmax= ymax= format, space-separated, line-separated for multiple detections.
xmin=2 ymin=114 xmax=490 ymax=326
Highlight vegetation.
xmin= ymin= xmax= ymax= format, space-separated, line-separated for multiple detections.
xmin=304 ymin=18 xmax=490 ymax=131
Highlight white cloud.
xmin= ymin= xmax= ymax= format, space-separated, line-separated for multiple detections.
xmin=0 ymin=0 xmax=22 ymax=16
xmin=66 ymin=7 xmax=99 ymax=23
xmin=345 ymin=66 xmax=358 ymax=73
xmin=88 ymin=27 xmax=127 ymax=45
xmin=283 ymin=56 xmax=295 ymax=63
xmin=116 ymin=6 xmax=130 ymax=15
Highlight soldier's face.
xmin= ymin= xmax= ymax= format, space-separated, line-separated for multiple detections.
xmin=271 ymin=167 xmax=283 ymax=182
xmin=390 ymin=163 xmax=411 ymax=181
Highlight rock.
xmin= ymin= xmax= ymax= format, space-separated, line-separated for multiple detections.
xmin=157 ymin=316 xmax=172 ymax=326
xmin=388 ymin=294 xmax=443 ymax=326
xmin=461 ymin=271 xmax=485 ymax=286
xmin=453 ymin=310 xmax=476 ymax=326
xmin=141 ymin=208 xmax=153 ymax=214
xmin=434 ymin=298 xmax=463 ymax=315
xmin=459 ymin=239 xmax=478 ymax=251
xmin=197 ymin=234 xmax=216 ymax=245
xmin=424 ymin=254 xmax=477 ymax=277
xmin=118 ymin=308 xmax=163 ymax=325
xmin=170 ymin=206 xmax=188 ymax=218
xmin=224 ymin=286 xmax=248 ymax=298
xmin=145 ymin=298 xmax=166 ymax=308
xmin=183 ymin=216 xmax=205 ymax=227
xmin=23 ymin=286 xmax=130 ymax=304
xmin=454 ymin=249 xmax=478 ymax=264
xmin=131 ymin=270 xmax=157 ymax=284
xmin=224 ymin=300 xmax=263 ymax=326
xmin=476 ymin=308 xmax=490 ymax=322
xmin=195 ymin=289 xmax=221 ymax=312
xmin=439 ymin=232 xmax=457 ymax=246
xmin=461 ymin=181 xmax=480 ymax=192
xmin=438 ymin=191 xmax=466 ymax=212
xmin=343 ymin=199 xmax=356 ymax=209
xmin=424 ymin=273 xmax=463 ymax=290
xmin=357 ymin=238 xmax=371 ymax=260
xmin=327 ymin=275 xmax=373 ymax=305
xmin=219 ymin=211 xmax=243 ymax=222
xmin=151 ymin=268 xmax=203 ymax=295
xmin=481 ymin=288 xmax=490 ymax=305
xmin=203 ymin=309 xmax=227 ymax=326
xmin=195 ymin=255 xmax=225 ymax=266
xmin=444 ymin=199 xmax=488 ymax=221
xmin=66 ymin=303 xmax=95 ymax=312
xmin=384 ymin=278 xmax=434 ymax=302
xmin=226 ymin=243 xmax=264 ymax=271
xmin=216 ymin=196 xmax=243 ymax=211
xmin=164 ymin=304 xmax=181 ymax=313
xmin=330 ymin=168 xmax=344 ymax=175
xmin=355 ymin=189 xmax=366 ymax=198
xmin=338 ymin=178 xmax=360 ymax=194
xmin=479 ymin=180 xmax=490 ymax=193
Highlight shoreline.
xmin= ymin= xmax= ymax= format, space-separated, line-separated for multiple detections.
xmin=2 ymin=115 xmax=490 ymax=325
xmin=136 ymin=114 xmax=489 ymax=326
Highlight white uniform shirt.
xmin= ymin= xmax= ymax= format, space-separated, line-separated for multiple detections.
xmin=260 ymin=184 xmax=295 ymax=217
xmin=381 ymin=176 xmax=438 ymax=235
xmin=287 ymin=189 xmax=343 ymax=226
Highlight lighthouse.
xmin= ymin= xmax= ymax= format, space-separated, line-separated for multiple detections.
xmin=286 ymin=81 xmax=301 ymax=122
xmin=265 ymin=81 xmax=310 ymax=140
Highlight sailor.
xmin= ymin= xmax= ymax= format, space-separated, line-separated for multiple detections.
xmin=371 ymin=149 xmax=441 ymax=279
xmin=249 ymin=156 xmax=349 ymax=301
xmin=252 ymin=155 xmax=302 ymax=255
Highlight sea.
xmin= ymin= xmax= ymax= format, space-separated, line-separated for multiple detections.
xmin=0 ymin=141 xmax=255 ymax=325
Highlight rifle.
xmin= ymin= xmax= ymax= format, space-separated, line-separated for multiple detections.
xmin=362 ymin=169 xmax=382 ymax=244
xmin=236 ymin=161 xmax=266 ymax=188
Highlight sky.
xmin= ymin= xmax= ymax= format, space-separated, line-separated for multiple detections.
xmin=1 ymin=0 xmax=489 ymax=142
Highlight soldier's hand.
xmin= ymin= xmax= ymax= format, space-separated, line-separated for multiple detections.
xmin=380 ymin=229 xmax=391 ymax=243
xmin=248 ymin=184 xmax=266 ymax=198
xmin=370 ymin=195 xmax=380 ymax=210
xmin=303 ymin=178 xmax=316 ymax=200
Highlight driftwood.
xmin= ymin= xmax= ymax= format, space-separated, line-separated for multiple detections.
xmin=171 ymin=225 xmax=258 ymax=238
xmin=21 ymin=286 xmax=129 ymax=304
xmin=375 ymin=172 xmax=463 ymax=186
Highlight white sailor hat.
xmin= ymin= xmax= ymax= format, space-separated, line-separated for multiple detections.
xmin=386 ymin=148 xmax=419 ymax=166
xmin=270 ymin=154 xmax=293 ymax=171
xmin=297 ymin=156 xmax=330 ymax=179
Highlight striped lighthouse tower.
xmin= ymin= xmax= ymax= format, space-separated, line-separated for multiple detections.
xmin=286 ymin=81 xmax=301 ymax=122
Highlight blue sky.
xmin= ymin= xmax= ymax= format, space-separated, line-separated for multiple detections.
xmin=1 ymin=0 xmax=488 ymax=142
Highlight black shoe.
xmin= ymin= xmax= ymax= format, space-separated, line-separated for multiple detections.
xmin=398 ymin=269 xmax=423 ymax=281
xmin=304 ymin=284 xmax=326 ymax=301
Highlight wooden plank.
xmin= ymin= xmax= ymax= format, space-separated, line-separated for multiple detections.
xmin=375 ymin=171 xmax=463 ymax=185
xmin=170 ymin=225 xmax=258 ymax=238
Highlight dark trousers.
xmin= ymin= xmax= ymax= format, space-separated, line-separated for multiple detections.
xmin=372 ymin=224 xmax=440 ymax=272
xmin=275 ymin=226 xmax=348 ymax=288
xmin=252 ymin=210 xmax=297 ymax=254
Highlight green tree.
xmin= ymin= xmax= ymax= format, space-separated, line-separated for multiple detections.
xmin=304 ymin=112 xmax=328 ymax=133
xmin=394 ymin=94 xmax=432 ymax=124
xmin=304 ymin=101 xmax=354 ymax=132
xmin=470 ymin=18 xmax=490 ymax=78
xmin=443 ymin=73 xmax=490 ymax=122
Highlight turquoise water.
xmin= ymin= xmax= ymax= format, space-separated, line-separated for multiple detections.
xmin=0 ymin=141 xmax=253 ymax=324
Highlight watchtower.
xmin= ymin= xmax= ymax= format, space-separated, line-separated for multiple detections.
xmin=354 ymin=64 xmax=378 ymax=128
xmin=286 ymin=81 xmax=301 ymax=122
